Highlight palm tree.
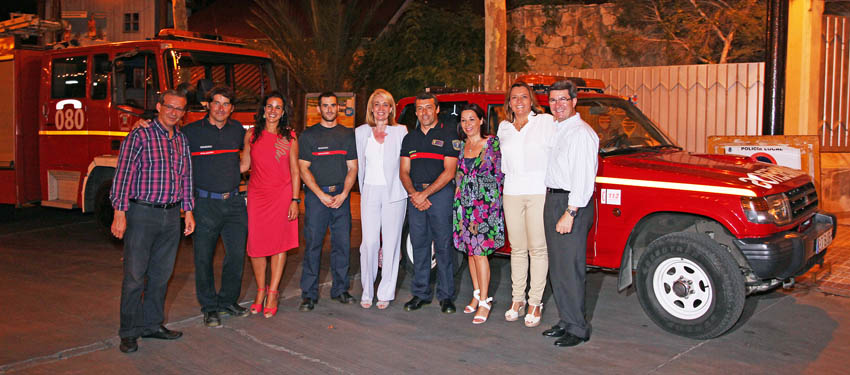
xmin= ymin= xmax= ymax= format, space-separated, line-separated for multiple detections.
xmin=249 ymin=0 xmax=383 ymax=92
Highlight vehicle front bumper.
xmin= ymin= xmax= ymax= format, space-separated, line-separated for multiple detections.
xmin=734 ymin=211 xmax=836 ymax=280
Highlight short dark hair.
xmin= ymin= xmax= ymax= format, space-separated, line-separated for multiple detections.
xmin=159 ymin=89 xmax=187 ymax=103
xmin=206 ymin=85 xmax=235 ymax=103
xmin=549 ymin=80 xmax=577 ymax=99
xmin=415 ymin=92 xmax=439 ymax=108
xmin=317 ymin=91 xmax=337 ymax=104
xmin=457 ymin=103 xmax=488 ymax=140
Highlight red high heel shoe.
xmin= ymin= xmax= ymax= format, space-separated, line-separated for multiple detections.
xmin=250 ymin=287 xmax=267 ymax=315
xmin=264 ymin=290 xmax=279 ymax=318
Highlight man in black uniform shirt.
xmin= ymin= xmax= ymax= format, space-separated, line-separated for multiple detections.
xmin=298 ymin=91 xmax=358 ymax=311
xmin=399 ymin=92 xmax=460 ymax=314
xmin=181 ymin=86 xmax=249 ymax=326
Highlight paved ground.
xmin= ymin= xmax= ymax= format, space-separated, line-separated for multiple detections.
xmin=1 ymin=205 xmax=850 ymax=374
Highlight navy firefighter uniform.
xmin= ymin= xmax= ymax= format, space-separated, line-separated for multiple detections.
xmin=400 ymin=122 xmax=461 ymax=303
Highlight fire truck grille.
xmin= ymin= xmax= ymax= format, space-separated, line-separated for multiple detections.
xmin=785 ymin=182 xmax=818 ymax=220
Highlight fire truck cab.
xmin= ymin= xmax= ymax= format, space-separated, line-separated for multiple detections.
xmin=1 ymin=29 xmax=276 ymax=227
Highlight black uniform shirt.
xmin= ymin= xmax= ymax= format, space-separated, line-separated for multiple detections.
xmin=298 ymin=123 xmax=357 ymax=186
xmin=400 ymin=122 xmax=460 ymax=184
xmin=182 ymin=116 xmax=245 ymax=193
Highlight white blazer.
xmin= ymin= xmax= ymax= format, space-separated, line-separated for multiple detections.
xmin=355 ymin=124 xmax=408 ymax=202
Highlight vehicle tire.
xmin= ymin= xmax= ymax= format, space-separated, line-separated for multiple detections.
xmin=93 ymin=180 xmax=114 ymax=233
xmin=400 ymin=222 xmax=465 ymax=277
xmin=635 ymin=232 xmax=745 ymax=339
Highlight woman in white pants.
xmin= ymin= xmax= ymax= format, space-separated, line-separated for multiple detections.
xmin=355 ymin=89 xmax=408 ymax=309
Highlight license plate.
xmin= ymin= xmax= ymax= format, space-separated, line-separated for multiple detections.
xmin=815 ymin=231 xmax=833 ymax=254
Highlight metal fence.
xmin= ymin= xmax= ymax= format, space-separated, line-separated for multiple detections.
xmin=821 ymin=15 xmax=850 ymax=152
xmin=476 ymin=64 xmax=765 ymax=154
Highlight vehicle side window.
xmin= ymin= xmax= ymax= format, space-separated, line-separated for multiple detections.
xmin=91 ymin=54 xmax=109 ymax=100
xmin=112 ymin=53 xmax=159 ymax=110
xmin=398 ymin=103 xmax=417 ymax=131
xmin=487 ymin=104 xmax=506 ymax=134
xmin=437 ymin=101 xmax=465 ymax=137
xmin=51 ymin=56 xmax=87 ymax=99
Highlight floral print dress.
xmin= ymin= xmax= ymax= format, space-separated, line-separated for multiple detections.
xmin=453 ymin=136 xmax=505 ymax=256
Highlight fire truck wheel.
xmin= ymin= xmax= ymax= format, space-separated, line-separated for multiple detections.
xmin=400 ymin=224 xmax=465 ymax=278
xmin=94 ymin=180 xmax=115 ymax=234
xmin=636 ymin=232 xmax=745 ymax=339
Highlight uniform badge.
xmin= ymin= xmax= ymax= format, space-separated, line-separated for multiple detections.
xmin=452 ymin=140 xmax=462 ymax=151
xmin=432 ymin=139 xmax=444 ymax=147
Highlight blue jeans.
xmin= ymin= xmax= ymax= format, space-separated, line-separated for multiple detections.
xmin=119 ymin=202 xmax=181 ymax=338
xmin=300 ymin=185 xmax=351 ymax=300
xmin=192 ymin=195 xmax=247 ymax=313
xmin=407 ymin=184 xmax=455 ymax=301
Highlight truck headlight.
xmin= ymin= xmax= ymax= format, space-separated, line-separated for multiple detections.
xmin=741 ymin=194 xmax=791 ymax=226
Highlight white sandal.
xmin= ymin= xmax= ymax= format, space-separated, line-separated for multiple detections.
xmin=464 ymin=289 xmax=480 ymax=314
xmin=505 ymin=300 xmax=526 ymax=321
xmin=473 ymin=296 xmax=493 ymax=325
xmin=524 ymin=303 xmax=543 ymax=327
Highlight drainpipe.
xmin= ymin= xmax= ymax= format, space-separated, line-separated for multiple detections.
xmin=763 ymin=0 xmax=789 ymax=135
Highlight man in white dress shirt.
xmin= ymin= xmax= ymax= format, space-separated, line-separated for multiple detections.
xmin=540 ymin=79 xmax=599 ymax=347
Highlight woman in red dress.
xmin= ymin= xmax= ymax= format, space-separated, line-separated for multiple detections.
xmin=240 ymin=92 xmax=300 ymax=318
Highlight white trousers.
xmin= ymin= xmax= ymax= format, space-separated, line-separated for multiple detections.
xmin=359 ymin=184 xmax=407 ymax=302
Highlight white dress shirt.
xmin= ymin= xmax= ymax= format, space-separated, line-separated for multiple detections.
xmin=364 ymin=134 xmax=386 ymax=186
xmin=544 ymin=113 xmax=599 ymax=208
xmin=497 ymin=112 xmax=556 ymax=195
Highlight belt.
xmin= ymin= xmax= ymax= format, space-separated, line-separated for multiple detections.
xmin=546 ymin=188 xmax=569 ymax=194
xmin=130 ymin=199 xmax=180 ymax=209
xmin=196 ymin=188 xmax=239 ymax=200
xmin=320 ymin=184 xmax=343 ymax=193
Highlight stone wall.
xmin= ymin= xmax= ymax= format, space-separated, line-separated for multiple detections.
xmin=508 ymin=4 xmax=622 ymax=70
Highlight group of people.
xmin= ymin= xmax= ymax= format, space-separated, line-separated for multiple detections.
xmin=108 ymin=78 xmax=598 ymax=354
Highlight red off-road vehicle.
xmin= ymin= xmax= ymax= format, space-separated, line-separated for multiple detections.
xmin=395 ymin=77 xmax=835 ymax=339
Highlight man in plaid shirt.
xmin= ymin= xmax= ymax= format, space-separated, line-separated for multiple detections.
xmin=110 ymin=89 xmax=195 ymax=354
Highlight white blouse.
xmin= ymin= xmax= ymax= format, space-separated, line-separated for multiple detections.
xmin=363 ymin=134 xmax=386 ymax=186
xmin=497 ymin=111 xmax=556 ymax=195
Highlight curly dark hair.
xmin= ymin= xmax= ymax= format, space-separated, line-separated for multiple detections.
xmin=251 ymin=91 xmax=294 ymax=144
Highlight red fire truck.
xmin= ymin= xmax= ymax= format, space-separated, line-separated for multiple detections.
xmin=1 ymin=29 xmax=276 ymax=227
xmin=396 ymin=76 xmax=836 ymax=339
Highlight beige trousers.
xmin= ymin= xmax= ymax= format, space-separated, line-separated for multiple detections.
xmin=503 ymin=194 xmax=548 ymax=305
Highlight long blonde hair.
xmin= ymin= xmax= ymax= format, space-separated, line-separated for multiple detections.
xmin=365 ymin=89 xmax=397 ymax=127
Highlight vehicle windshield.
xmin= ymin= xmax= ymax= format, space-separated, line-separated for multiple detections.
xmin=576 ymin=98 xmax=678 ymax=154
xmin=164 ymin=50 xmax=275 ymax=112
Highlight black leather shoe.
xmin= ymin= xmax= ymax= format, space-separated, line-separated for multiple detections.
xmin=203 ymin=312 xmax=221 ymax=327
xmin=440 ymin=299 xmax=456 ymax=314
xmin=220 ymin=303 xmax=249 ymax=317
xmin=119 ymin=336 xmax=138 ymax=353
xmin=299 ymin=298 xmax=316 ymax=312
xmin=141 ymin=325 xmax=182 ymax=340
xmin=403 ymin=296 xmax=431 ymax=311
xmin=542 ymin=325 xmax=566 ymax=337
xmin=331 ymin=292 xmax=355 ymax=304
xmin=554 ymin=333 xmax=589 ymax=347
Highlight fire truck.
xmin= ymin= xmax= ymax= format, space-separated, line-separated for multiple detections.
xmin=1 ymin=29 xmax=276 ymax=228
xmin=395 ymin=76 xmax=836 ymax=339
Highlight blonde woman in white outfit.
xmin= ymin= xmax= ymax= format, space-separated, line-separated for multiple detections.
xmin=355 ymin=89 xmax=408 ymax=309
xmin=497 ymin=81 xmax=556 ymax=327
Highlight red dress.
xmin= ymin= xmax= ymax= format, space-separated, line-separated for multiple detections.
xmin=247 ymin=130 xmax=298 ymax=256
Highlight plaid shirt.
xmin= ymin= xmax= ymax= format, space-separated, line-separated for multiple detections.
xmin=110 ymin=118 xmax=194 ymax=212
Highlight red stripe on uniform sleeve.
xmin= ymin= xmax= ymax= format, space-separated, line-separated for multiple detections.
xmin=191 ymin=149 xmax=240 ymax=156
xmin=409 ymin=152 xmax=445 ymax=160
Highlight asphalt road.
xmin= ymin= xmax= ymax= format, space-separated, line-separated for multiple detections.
xmin=1 ymin=205 xmax=849 ymax=374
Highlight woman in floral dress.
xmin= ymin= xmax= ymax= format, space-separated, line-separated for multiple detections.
xmin=453 ymin=103 xmax=505 ymax=324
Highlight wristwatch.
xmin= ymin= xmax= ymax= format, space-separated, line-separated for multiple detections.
xmin=292 ymin=198 xmax=301 ymax=203
xmin=567 ymin=208 xmax=578 ymax=217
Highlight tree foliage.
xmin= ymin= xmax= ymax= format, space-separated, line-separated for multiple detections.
xmin=353 ymin=2 xmax=531 ymax=98
xmin=248 ymin=0 xmax=382 ymax=91
xmin=608 ymin=0 xmax=765 ymax=65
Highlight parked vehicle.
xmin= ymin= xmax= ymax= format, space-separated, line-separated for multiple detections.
xmin=395 ymin=76 xmax=835 ymax=339
xmin=1 ymin=29 xmax=276 ymax=228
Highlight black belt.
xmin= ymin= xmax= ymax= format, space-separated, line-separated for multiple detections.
xmin=320 ymin=184 xmax=343 ymax=193
xmin=546 ymin=188 xmax=569 ymax=194
xmin=196 ymin=188 xmax=239 ymax=200
xmin=130 ymin=199 xmax=180 ymax=209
